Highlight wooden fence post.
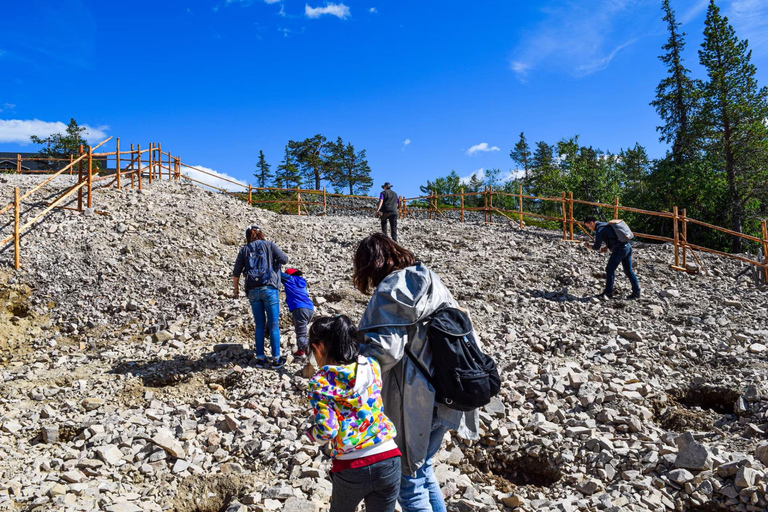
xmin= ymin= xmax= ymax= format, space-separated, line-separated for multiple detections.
xmin=14 ymin=187 xmax=20 ymax=269
xmin=489 ymin=186 xmax=494 ymax=224
xmin=130 ymin=144 xmax=135 ymax=189
xmin=137 ymin=144 xmax=142 ymax=191
xmin=761 ymin=220 xmax=768 ymax=285
xmin=561 ymin=192 xmax=567 ymax=240
xmin=158 ymin=143 xmax=163 ymax=179
xmin=77 ymin=145 xmax=84 ymax=211
xmin=673 ymin=205 xmax=680 ymax=269
xmin=297 ymin=189 xmax=301 ymax=215
xmin=569 ymin=191 xmax=574 ymax=240
xmin=148 ymin=143 xmax=153 ymax=184
xmin=613 ymin=197 xmax=619 ymax=219
xmin=323 ymin=187 xmax=327 ymax=215
xmin=248 ymin=184 xmax=252 ymax=206
xmin=16 ymin=154 xmax=21 ymax=174
xmin=483 ymin=186 xmax=488 ymax=224
xmin=87 ymin=146 xmax=93 ymax=209
xmin=69 ymin=154 xmax=73 ymax=175
xmin=116 ymin=137 xmax=121 ymax=189
xmin=518 ymin=184 xmax=524 ymax=230
xmin=460 ymin=188 xmax=465 ymax=223
xmin=176 ymin=157 xmax=180 ymax=179
xmin=682 ymin=208 xmax=688 ymax=268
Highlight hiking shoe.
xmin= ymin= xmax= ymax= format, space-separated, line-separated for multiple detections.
xmin=253 ymin=357 xmax=267 ymax=368
xmin=293 ymin=349 xmax=306 ymax=358
xmin=272 ymin=356 xmax=287 ymax=369
xmin=626 ymin=291 xmax=641 ymax=300
xmin=598 ymin=292 xmax=614 ymax=300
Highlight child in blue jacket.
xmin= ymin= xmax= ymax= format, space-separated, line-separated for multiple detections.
xmin=280 ymin=268 xmax=315 ymax=357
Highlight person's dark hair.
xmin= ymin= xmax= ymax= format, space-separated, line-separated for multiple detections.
xmin=245 ymin=226 xmax=266 ymax=243
xmin=308 ymin=315 xmax=359 ymax=365
xmin=353 ymin=233 xmax=416 ymax=294
xmin=584 ymin=216 xmax=597 ymax=224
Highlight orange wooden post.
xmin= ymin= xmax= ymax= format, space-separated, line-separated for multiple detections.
xmin=176 ymin=157 xmax=180 ymax=179
xmin=297 ymin=189 xmax=301 ymax=215
xmin=761 ymin=220 xmax=768 ymax=284
xmin=561 ymin=192 xmax=568 ymax=240
xmin=116 ymin=137 xmax=121 ymax=189
xmin=518 ymin=184 xmax=524 ymax=229
xmin=14 ymin=187 xmax=20 ymax=269
xmin=483 ymin=186 xmax=488 ymax=224
xmin=568 ymin=191 xmax=574 ymax=240
xmin=681 ymin=208 xmax=688 ymax=268
xmin=87 ymin=146 xmax=93 ymax=208
xmin=158 ymin=143 xmax=163 ymax=179
xmin=673 ymin=206 xmax=680 ymax=269
xmin=77 ymin=145 xmax=84 ymax=211
xmin=248 ymin=184 xmax=252 ymax=206
xmin=16 ymin=154 xmax=21 ymax=174
xmin=130 ymin=144 xmax=135 ymax=189
xmin=137 ymin=144 xmax=143 ymax=191
xmin=323 ymin=187 xmax=327 ymax=215
xmin=148 ymin=143 xmax=153 ymax=184
xmin=613 ymin=197 xmax=619 ymax=219
xmin=460 ymin=187 xmax=465 ymax=223
xmin=69 ymin=154 xmax=74 ymax=175
xmin=489 ymin=186 xmax=494 ymax=224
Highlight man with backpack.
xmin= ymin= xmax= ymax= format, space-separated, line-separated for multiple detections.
xmin=233 ymin=226 xmax=289 ymax=368
xmin=376 ymin=182 xmax=400 ymax=242
xmin=584 ymin=216 xmax=641 ymax=300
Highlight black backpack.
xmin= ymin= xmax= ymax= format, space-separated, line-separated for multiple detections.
xmin=245 ymin=241 xmax=272 ymax=289
xmin=406 ymin=307 xmax=501 ymax=412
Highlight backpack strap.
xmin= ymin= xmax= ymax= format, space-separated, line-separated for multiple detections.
xmin=404 ymin=344 xmax=435 ymax=388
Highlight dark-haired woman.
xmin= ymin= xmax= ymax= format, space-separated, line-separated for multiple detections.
xmin=232 ymin=226 xmax=288 ymax=368
xmin=305 ymin=315 xmax=402 ymax=512
xmin=354 ymin=233 xmax=479 ymax=512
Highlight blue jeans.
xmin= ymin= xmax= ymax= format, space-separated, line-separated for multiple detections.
xmin=247 ymin=286 xmax=280 ymax=359
xmin=398 ymin=411 xmax=449 ymax=512
xmin=605 ymin=243 xmax=640 ymax=296
xmin=330 ymin=456 xmax=401 ymax=512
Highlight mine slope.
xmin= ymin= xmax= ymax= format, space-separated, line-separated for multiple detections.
xmin=1 ymin=175 xmax=767 ymax=512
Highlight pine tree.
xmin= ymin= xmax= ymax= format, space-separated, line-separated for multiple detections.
xmin=328 ymin=138 xmax=373 ymax=195
xmin=509 ymin=132 xmax=531 ymax=185
xmin=30 ymin=118 xmax=88 ymax=171
xmin=651 ymin=0 xmax=699 ymax=164
xmin=276 ymin=145 xmax=302 ymax=188
xmin=289 ymin=134 xmax=330 ymax=190
xmin=254 ymin=150 xmax=272 ymax=188
xmin=698 ymin=0 xmax=768 ymax=251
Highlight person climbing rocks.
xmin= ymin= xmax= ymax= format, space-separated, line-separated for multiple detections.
xmin=376 ymin=182 xmax=400 ymax=243
xmin=232 ymin=226 xmax=289 ymax=368
xmin=584 ymin=216 xmax=641 ymax=300
xmin=280 ymin=267 xmax=315 ymax=358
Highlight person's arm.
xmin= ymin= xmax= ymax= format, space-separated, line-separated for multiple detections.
xmin=376 ymin=197 xmax=384 ymax=214
xmin=360 ymin=325 xmax=409 ymax=375
xmin=592 ymin=227 xmax=604 ymax=252
xmin=233 ymin=277 xmax=240 ymax=298
xmin=305 ymin=394 xmax=339 ymax=444
xmin=271 ymin=242 xmax=289 ymax=265
xmin=232 ymin=249 xmax=245 ymax=297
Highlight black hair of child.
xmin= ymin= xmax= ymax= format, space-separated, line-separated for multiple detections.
xmin=308 ymin=315 xmax=360 ymax=365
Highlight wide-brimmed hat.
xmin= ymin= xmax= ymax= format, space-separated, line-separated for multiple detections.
xmin=285 ymin=268 xmax=303 ymax=276
xmin=381 ymin=182 xmax=393 ymax=189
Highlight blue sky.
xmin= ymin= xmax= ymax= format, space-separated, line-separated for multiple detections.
xmin=2 ymin=0 xmax=767 ymax=197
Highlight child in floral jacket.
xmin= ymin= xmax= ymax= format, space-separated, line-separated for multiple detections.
xmin=305 ymin=315 xmax=401 ymax=512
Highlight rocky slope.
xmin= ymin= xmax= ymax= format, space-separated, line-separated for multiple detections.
xmin=1 ymin=175 xmax=767 ymax=512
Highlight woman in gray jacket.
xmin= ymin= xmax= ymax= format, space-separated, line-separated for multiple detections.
xmin=354 ymin=233 xmax=479 ymax=512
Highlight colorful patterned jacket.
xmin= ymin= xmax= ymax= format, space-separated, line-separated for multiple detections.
xmin=305 ymin=356 xmax=397 ymax=460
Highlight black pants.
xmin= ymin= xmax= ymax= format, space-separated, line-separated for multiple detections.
xmin=380 ymin=213 xmax=397 ymax=242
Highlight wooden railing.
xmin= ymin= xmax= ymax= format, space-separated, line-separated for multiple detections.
xmin=2 ymin=143 xmax=767 ymax=286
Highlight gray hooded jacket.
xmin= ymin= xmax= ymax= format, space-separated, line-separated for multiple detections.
xmin=358 ymin=263 xmax=480 ymax=476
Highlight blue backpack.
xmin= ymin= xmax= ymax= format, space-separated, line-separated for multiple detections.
xmin=245 ymin=241 xmax=272 ymax=288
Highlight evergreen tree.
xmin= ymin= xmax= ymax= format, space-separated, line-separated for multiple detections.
xmin=698 ymin=0 xmax=768 ymax=251
xmin=288 ymin=134 xmax=330 ymax=190
xmin=328 ymin=137 xmax=373 ymax=195
xmin=651 ymin=0 xmax=699 ymax=164
xmin=419 ymin=171 xmax=462 ymax=206
xmin=509 ymin=132 xmax=531 ymax=185
xmin=30 ymin=118 xmax=88 ymax=171
xmin=276 ymin=145 xmax=302 ymax=188
xmin=254 ymin=150 xmax=272 ymax=188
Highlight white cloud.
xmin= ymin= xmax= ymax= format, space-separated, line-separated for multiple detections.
xmin=305 ymin=3 xmax=350 ymax=19
xmin=466 ymin=142 xmax=500 ymax=156
xmin=0 ymin=119 xmax=109 ymax=145
xmin=264 ymin=0 xmax=281 ymax=3
xmin=0 ymin=103 xmax=15 ymax=113
xmin=181 ymin=165 xmax=248 ymax=193
xmin=402 ymin=138 xmax=411 ymax=151
xmin=728 ymin=0 xmax=768 ymax=52
xmin=460 ymin=168 xmax=485 ymax=184
xmin=510 ymin=0 xmax=647 ymax=80
xmin=460 ymin=168 xmax=522 ymax=185
xmin=369 ymin=7 xmax=377 ymax=13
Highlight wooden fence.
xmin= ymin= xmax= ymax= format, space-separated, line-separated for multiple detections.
xmin=2 ymin=140 xmax=767 ymax=286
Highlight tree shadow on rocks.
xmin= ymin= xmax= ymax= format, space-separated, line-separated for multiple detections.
xmin=527 ymin=288 xmax=592 ymax=303
xmin=109 ymin=343 xmax=288 ymax=388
